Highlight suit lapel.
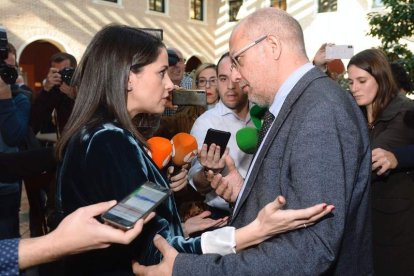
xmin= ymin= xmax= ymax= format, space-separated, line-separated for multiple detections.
xmin=231 ymin=68 xmax=327 ymax=222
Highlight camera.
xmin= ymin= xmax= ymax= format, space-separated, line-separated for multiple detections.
xmin=58 ymin=67 xmax=75 ymax=86
xmin=0 ymin=27 xmax=18 ymax=84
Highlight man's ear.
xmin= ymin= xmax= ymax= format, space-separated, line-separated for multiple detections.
xmin=267 ymin=35 xmax=282 ymax=60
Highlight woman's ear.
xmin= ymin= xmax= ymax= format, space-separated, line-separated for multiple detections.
xmin=127 ymin=72 xmax=133 ymax=92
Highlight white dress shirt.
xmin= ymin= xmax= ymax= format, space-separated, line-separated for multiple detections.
xmin=189 ymin=100 xmax=254 ymax=210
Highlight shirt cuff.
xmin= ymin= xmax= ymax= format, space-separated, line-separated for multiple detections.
xmin=201 ymin=226 xmax=236 ymax=255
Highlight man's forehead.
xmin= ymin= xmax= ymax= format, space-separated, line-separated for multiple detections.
xmin=218 ymin=56 xmax=231 ymax=74
xmin=229 ymin=24 xmax=245 ymax=54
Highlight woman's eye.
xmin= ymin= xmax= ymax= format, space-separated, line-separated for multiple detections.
xmin=219 ymin=77 xmax=227 ymax=82
xmin=159 ymin=70 xmax=166 ymax=77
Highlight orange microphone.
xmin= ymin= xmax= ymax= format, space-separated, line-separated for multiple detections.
xmin=171 ymin=133 xmax=198 ymax=166
xmin=147 ymin=136 xmax=172 ymax=169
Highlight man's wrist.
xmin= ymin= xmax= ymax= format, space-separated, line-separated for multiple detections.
xmin=0 ymin=85 xmax=12 ymax=100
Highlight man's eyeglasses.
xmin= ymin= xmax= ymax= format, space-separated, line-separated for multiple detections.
xmin=196 ymin=78 xmax=217 ymax=87
xmin=230 ymin=35 xmax=268 ymax=71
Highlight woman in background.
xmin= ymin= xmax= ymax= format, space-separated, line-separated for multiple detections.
xmin=348 ymin=48 xmax=414 ymax=276
xmin=192 ymin=63 xmax=219 ymax=108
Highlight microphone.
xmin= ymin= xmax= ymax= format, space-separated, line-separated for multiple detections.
xmin=147 ymin=136 xmax=172 ymax=169
xmin=171 ymin=133 xmax=198 ymax=166
xmin=236 ymin=127 xmax=258 ymax=154
xmin=250 ymin=105 xmax=268 ymax=129
xmin=170 ymin=133 xmax=198 ymax=175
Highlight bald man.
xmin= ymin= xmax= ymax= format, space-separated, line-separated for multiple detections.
xmin=134 ymin=8 xmax=373 ymax=275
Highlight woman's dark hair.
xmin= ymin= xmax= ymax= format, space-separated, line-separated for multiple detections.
xmin=391 ymin=62 xmax=414 ymax=93
xmin=347 ymin=48 xmax=398 ymax=123
xmin=56 ymin=24 xmax=165 ymax=160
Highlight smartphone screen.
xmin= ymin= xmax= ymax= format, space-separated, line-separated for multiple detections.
xmin=101 ymin=181 xmax=170 ymax=230
xmin=203 ymin=128 xmax=231 ymax=157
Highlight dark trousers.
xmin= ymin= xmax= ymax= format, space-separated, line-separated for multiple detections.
xmin=0 ymin=185 xmax=21 ymax=239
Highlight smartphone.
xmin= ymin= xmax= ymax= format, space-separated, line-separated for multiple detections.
xmin=172 ymin=89 xmax=207 ymax=106
xmin=101 ymin=181 xmax=171 ymax=230
xmin=326 ymin=45 xmax=354 ymax=59
xmin=203 ymin=128 xmax=231 ymax=157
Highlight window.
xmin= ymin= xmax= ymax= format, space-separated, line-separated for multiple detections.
xmin=190 ymin=0 xmax=204 ymax=21
xmin=270 ymin=0 xmax=286 ymax=10
xmin=318 ymin=0 xmax=337 ymax=13
xmin=229 ymin=0 xmax=243 ymax=22
xmin=149 ymin=0 xmax=165 ymax=13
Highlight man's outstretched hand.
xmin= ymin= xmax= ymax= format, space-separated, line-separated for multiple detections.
xmin=132 ymin=235 xmax=178 ymax=276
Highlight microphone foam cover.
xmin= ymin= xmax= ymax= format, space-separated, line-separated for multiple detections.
xmin=171 ymin=133 xmax=198 ymax=166
xmin=147 ymin=136 xmax=172 ymax=169
xmin=236 ymin=127 xmax=258 ymax=154
xmin=250 ymin=105 xmax=268 ymax=130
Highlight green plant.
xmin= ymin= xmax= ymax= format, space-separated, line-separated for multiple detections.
xmin=368 ymin=0 xmax=414 ymax=94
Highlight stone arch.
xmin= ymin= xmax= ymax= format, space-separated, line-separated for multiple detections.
xmin=18 ymin=38 xmax=69 ymax=93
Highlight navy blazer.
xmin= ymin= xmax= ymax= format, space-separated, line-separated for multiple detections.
xmin=174 ymin=68 xmax=374 ymax=275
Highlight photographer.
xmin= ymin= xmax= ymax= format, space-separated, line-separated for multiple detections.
xmin=0 ymin=42 xmax=31 ymax=239
xmin=30 ymin=52 xmax=77 ymax=136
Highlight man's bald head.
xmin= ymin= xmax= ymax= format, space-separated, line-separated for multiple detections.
xmin=232 ymin=8 xmax=307 ymax=57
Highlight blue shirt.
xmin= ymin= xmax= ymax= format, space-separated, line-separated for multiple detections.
xmin=0 ymin=238 xmax=19 ymax=276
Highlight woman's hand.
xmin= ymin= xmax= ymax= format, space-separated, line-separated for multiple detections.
xmin=182 ymin=211 xmax=228 ymax=237
xmin=235 ymin=196 xmax=335 ymax=251
xmin=168 ymin=164 xmax=189 ymax=192
xmin=372 ymin=148 xmax=398 ymax=175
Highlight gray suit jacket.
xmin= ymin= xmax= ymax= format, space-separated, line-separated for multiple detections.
xmin=174 ymin=68 xmax=373 ymax=275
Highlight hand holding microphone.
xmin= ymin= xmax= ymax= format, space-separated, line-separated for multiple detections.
xmin=147 ymin=133 xmax=198 ymax=192
xmin=169 ymin=133 xmax=198 ymax=191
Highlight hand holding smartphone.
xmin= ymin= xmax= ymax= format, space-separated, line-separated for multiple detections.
xmin=203 ymin=128 xmax=231 ymax=157
xmin=101 ymin=181 xmax=171 ymax=230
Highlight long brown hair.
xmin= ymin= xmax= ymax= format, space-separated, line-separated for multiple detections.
xmin=56 ymin=25 xmax=165 ymax=160
xmin=347 ymin=48 xmax=398 ymax=123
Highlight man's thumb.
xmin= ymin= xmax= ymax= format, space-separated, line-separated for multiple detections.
xmin=153 ymin=234 xmax=170 ymax=254
xmin=225 ymin=155 xmax=236 ymax=171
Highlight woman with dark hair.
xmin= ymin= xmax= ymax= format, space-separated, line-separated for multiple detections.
xmin=347 ymin=48 xmax=414 ymax=275
xmin=54 ymin=24 xmax=332 ymax=275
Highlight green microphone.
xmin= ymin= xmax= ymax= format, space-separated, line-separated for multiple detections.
xmin=236 ymin=127 xmax=259 ymax=154
xmin=250 ymin=105 xmax=268 ymax=129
